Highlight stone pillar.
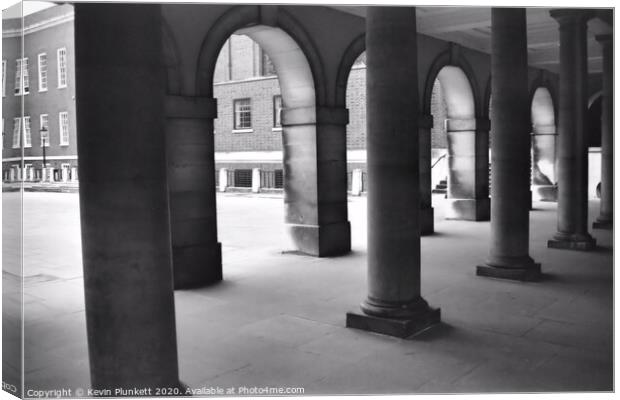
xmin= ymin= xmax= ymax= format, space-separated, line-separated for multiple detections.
xmin=531 ymin=124 xmax=558 ymax=201
xmin=9 ymin=168 xmax=15 ymax=182
xmin=445 ymin=118 xmax=490 ymax=221
xmin=351 ymin=168 xmax=363 ymax=196
xmin=477 ymin=8 xmax=541 ymax=281
xmin=71 ymin=167 xmax=78 ymax=182
xmin=346 ymin=6 xmax=440 ymax=338
xmin=75 ymin=4 xmax=181 ymax=389
xmin=45 ymin=167 xmax=54 ymax=182
xmin=593 ymin=34 xmax=612 ymax=229
xmin=251 ymin=168 xmax=261 ymax=193
xmin=165 ymin=95 xmax=222 ymax=289
xmin=547 ymin=10 xmax=596 ymax=250
xmin=61 ymin=167 xmax=69 ymax=182
xmin=218 ymin=168 xmax=228 ymax=192
xmin=280 ymin=106 xmax=351 ymax=256
xmin=419 ymin=114 xmax=434 ymax=235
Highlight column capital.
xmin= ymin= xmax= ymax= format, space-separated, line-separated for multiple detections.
xmin=549 ymin=9 xmax=595 ymax=26
xmin=165 ymin=95 xmax=217 ymax=119
xmin=531 ymin=124 xmax=556 ymax=135
xmin=595 ymin=33 xmax=613 ymax=45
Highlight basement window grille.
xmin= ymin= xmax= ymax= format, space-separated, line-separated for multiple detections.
xmin=234 ymin=169 xmax=252 ymax=188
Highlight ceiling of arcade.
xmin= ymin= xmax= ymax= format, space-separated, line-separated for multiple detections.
xmin=330 ymin=6 xmax=612 ymax=74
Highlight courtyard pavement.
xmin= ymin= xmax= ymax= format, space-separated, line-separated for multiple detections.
xmin=2 ymin=191 xmax=614 ymax=397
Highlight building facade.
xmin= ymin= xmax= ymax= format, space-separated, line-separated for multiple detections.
xmin=2 ymin=4 xmax=77 ymax=182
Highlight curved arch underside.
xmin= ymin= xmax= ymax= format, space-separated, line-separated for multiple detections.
xmin=237 ymin=25 xmax=316 ymax=109
xmin=436 ymin=66 xmax=475 ymax=119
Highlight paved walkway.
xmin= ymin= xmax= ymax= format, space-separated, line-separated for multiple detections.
xmin=2 ymin=191 xmax=613 ymax=396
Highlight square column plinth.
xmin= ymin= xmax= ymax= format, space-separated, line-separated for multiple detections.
xmin=548 ymin=236 xmax=596 ymax=251
xmin=346 ymin=307 xmax=440 ymax=339
xmin=476 ymin=263 xmax=541 ymax=282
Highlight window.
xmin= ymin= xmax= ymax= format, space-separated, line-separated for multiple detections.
xmin=273 ymin=95 xmax=283 ymax=128
xmin=12 ymin=118 xmax=21 ymax=148
xmin=59 ymin=112 xmax=69 ymax=145
xmin=38 ymin=53 xmax=48 ymax=92
xmin=1 ymin=119 xmax=4 ymax=149
xmin=23 ymin=116 xmax=31 ymax=148
xmin=2 ymin=60 xmax=6 ymax=97
xmin=14 ymin=58 xmax=29 ymax=95
xmin=40 ymin=114 xmax=49 ymax=147
xmin=57 ymin=48 xmax=67 ymax=88
xmin=233 ymin=98 xmax=252 ymax=130
xmin=233 ymin=169 xmax=252 ymax=188
xmin=260 ymin=49 xmax=276 ymax=77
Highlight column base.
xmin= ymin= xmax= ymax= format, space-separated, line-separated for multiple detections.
xmin=346 ymin=306 xmax=440 ymax=339
xmin=173 ymin=242 xmax=222 ymax=289
xmin=286 ymin=221 xmax=351 ymax=257
xmin=445 ymin=197 xmax=490 ymax=221
xmin=547 ymin=233 xmax=596 ymax=251
xmin=532 ymin=185 xmax=558 ymax=202
xmin=476 ymin=258 xmax=541 ymax=282
xmin=593 ymin=217 xmax=612 ymax=230
xmin=420 ymin=207 xmax=434 ymax=236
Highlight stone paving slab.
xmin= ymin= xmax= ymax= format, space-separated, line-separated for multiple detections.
xmin=2 ymin=191 xmax=614 ymax=395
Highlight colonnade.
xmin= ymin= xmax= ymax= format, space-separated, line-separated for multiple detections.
xmin=72 ymin=3 xmax=612 ymax=389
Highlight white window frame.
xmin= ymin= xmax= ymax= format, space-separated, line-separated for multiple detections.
xmin=12 ymin=117 xmax=21 ymax=148
xmin=2 ymin=60 xmax=6 ymax=97
xmin=14 ymin=58 xmax=29 ymax=96
xmin=57 ymin=48 xmax=67 ymax=89
xmin=59 ymin=111 xmax=69 ymax=146
xmin=273 ymin=95 xmax=283 ymax=130
xmin=40 ymin=114 xmax=50 ymax=147
xmin=23 ymin=116 xmax=32 ymax=148
xmin=233 ymin=98 xmax=252 ymax=132
xmin=38 ymin=53 xmax=48 ymax=92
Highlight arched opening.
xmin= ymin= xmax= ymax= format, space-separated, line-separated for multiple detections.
xmin=428 ymin=65 xmax=484 ymax=220
xmin=210 ymin=25 xmax=320 ymax=267
xmin=587 ymin=92 xmax=603 ymax=199
xmin=530 ymin=87 xmax=558 ymax=202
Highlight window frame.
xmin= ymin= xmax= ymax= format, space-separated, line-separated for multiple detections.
xmin=12 ymin=117 xmax=21 ymax=148
xmin=233 ymin=98 xmax=253 ymax=132
xmin=14 ymin=58 xmax=29 ymax=96
xmin=2 ymin=59 xmax=6 ymax=97
xmin=38 ymin=53 xmax=48 ymax=92
xmin=59 ymin=111 xmax=69 ymax=146
xmin=23 ymin=116 xmax=32 ymax=148
xmin=273 ymin=95 xmax=283 ymax=130
xmin=40 ymin=114 xmax=50 ymax=147
xmin=57 ymin=47 xmax=67 ymax=89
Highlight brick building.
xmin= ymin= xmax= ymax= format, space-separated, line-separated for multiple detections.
xmin=2 ymin=4 xmax=77 ymax=182
xmin=212 ymin=33 xmax=451 ymax=192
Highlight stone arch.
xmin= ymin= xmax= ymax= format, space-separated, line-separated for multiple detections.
xmin=190 ymin=5 xmax=348 ymax=257
xmin=422 ymin=49 xmax=481 ymax=117
xmin=334 ymin=33 xmax=366 ymax=108
xmin=195 ymin=5 xmax=326 ymax=105
xmin=423 ymin=53 xmax=489 ymax=221
xmin=530 ymin=86 xmax=558 ymax=201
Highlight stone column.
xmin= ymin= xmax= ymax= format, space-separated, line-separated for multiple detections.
xmin=251 ymin=168 xmax=261 ymax=193
xmin=71 ymin=167 xmax=78 ymax=182
xmin=280 ymin=106 xmax=351 ymax=256
xmin=419 ymin=114 xmax=434 ymax=235
xmin=547 ymin=10 xmax=596 ymax=250
xmin=477 ymin=8 xmax=541 ymax=281
xmin=218 ymin=168 xmax=228 ymax=192
xmin=165 ymin=95 xmax=222 ymax=289
xmin=531 ymin=124 xmax=558 ymax=201
xmin=593 ymin=34 xmax=612 ymax=229
xmin=445 ymin=118 xmax=491 ymax=221
xmin=351 ymin=168 xmax=363 ymax=196
xmin=346 ymin=6 xmax=440 ymax=338
xmin=75 ymin=4 xmax=181 ymax=389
